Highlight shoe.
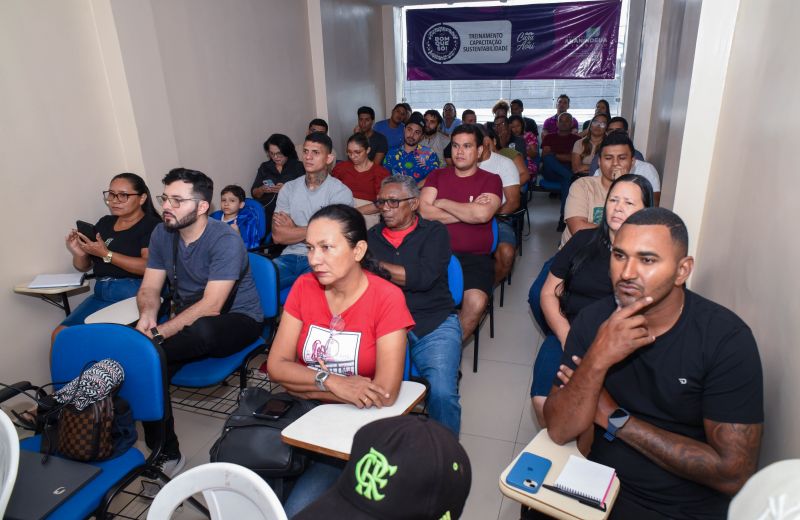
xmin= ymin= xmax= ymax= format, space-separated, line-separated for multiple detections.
xmin=556 ymin=220 xmax=566 ymax=232
xmin=141 ymin=452 xmax=185 ymax=498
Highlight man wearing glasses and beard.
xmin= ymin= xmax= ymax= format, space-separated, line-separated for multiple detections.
xmin=136 ymin=167 xmax=263 ymax=480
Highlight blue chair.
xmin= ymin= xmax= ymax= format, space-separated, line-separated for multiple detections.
xmin=170 ymin=253 xmax=279 ymax=412
xmin=404 ymin=255 xmax=463 ymax=381
xmin=209 ymin=198 xmax=268 ymax=252
xmin=14 ymin=324 xmax=169 ymax=519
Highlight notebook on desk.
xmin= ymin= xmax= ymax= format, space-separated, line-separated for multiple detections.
xmin=553 ymin=455 xmax=615 ymax=507
xmin=5 ymin=450 xmax=101 ymax=520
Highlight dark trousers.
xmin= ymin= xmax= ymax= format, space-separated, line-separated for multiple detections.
xmin=144 ymin=313 xmax=262 ymax=455
xmin=540 ymin=155 xmax=574 ymax=220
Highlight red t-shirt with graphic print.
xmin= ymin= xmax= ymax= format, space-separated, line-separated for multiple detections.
xmin=283 ymin=271 xmax=415 ymax=378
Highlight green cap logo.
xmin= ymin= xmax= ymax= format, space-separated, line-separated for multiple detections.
xmin=354 ymin=447 xmax=397 ymax=501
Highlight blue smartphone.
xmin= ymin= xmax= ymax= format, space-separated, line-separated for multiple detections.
xmin=505 ymin=452 xmax=552 ymax=494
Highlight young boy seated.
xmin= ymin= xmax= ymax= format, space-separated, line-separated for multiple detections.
xmin=210 ymin=185 xmax=261 ymax=249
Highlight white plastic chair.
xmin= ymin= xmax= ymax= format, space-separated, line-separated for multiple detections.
xmin=0 ymin=409 xmax=20 ymax=518
xmin=728 ymin=459 xmax=800 ymax=520
xmin=147 ymin=462 xmax=287 ymax=520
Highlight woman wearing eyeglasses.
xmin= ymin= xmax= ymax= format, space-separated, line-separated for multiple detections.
xmin=571 ymin=113 xmax=610 ymax=177
xmin=267 ymin=204 xmax=414 ymax=516
xmin=54 ymin=173 xmax=160 ymax=339
xmin=331 ymin=133 xmax=389 ymax=230
xmin=251 ymin=133 xmax=305 ymax=234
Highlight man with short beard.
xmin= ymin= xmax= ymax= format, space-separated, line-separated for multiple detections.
xmin=420 ymin=109 xmax=449 ymax=161
xmin=136 ymin=167 xmax=264 ymax=479
xmin=383 ymin=112 xmax=440 ymax=184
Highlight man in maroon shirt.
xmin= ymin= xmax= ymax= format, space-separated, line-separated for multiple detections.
xmin=420 ymin=124 xmax=503 ymax=342
xmin=541 ymin=113 xmax=581 ymax=230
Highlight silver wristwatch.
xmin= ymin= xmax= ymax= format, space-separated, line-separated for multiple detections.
xmin=315 ymin=369 xmax=330 ymax=391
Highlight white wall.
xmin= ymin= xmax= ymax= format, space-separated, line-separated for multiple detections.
xmin=686 ymin=0 xmax=800 ymax=466
xmin=318 ymin=0 xmax=387 ymax=153
xmin=0 ymin=0 xmax=316 ymax=390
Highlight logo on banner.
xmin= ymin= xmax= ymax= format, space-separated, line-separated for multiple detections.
xmin=423 ymin=23 xmax=461 ymax=63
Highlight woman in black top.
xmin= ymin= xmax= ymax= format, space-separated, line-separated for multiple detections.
xmin=531 ymin=174 xmax=654 ymax=425
xmin=251 ymin=133 xmax=305 ymax=233
xmin=55 ymin=173 xmax=160 ymax=336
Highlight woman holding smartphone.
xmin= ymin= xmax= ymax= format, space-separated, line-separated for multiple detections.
xmin=251 ymin=133 xmax=305 ymax=233
xmin=267 ymin=204 xmax=413 ymax=516
xmin=54 ymin=173 xmax=160 ymax=340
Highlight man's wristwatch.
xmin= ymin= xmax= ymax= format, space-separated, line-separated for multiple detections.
xmin=315 ymin=369 xmax=330 ymax=391
xmin=150 ymin=327 xmax=165 ymax=345
xmin=103 ymin=251 xmax=113 ymax=263
xmin=604 ymin=407 xmax=630 ymax=441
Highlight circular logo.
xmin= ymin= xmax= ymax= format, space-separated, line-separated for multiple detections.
xmin=423 ymin=23 xmax=460 ymax=64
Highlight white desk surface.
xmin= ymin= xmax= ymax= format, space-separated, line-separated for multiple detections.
xmin=499 ymin=429 xmax=620 ymax=520
xmin=14 ymin=280 xmax=89 ymax=295
xmin=84 ymin=296 xmax=140 ymax=324
xmin=281 ymin=380 xmax=426 ymax=460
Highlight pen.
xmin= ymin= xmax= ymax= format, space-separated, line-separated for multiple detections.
xmin=541 ymin=484 xmax=606 ymax=512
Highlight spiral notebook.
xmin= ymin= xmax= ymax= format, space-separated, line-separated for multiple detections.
xmin=554 ymin=455 xmax=615 ymax=506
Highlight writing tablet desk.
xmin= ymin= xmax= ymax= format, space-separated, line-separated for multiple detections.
xmin=84 ymin=296 xmax=140 ymax=325
xmin=13 ymin=281 xmax=90 ymax=316
xmin=499 ymin=429 xmax=620 ymax=520
xmin=281 ymin=380 xmax=426 ymax=460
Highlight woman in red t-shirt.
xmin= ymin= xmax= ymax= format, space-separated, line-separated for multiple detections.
xmin=267 ymin=204 xmax=413 ymax=408
xmin=267 ymin=204 xmax=414 ymax=515
xmin=331 ymin=133 xmax=389 ymax=229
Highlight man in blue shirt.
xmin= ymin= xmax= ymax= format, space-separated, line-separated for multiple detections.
xmin=383 ymin=113 xmax=440 ymax=184
xmin=374 ymin=103 xmax=407 ymax=149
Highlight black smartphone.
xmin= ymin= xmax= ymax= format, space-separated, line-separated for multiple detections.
xmin=253 ymin=398 xmax=292 ymax=420
xmin=76 ymin=220 xmax=97 ymax=239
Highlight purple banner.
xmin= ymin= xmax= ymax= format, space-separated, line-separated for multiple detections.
xmin=406 ymin=0 xmax=621 ymax=81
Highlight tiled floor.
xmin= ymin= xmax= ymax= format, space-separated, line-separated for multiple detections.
xmin=106 ymin=191 xmax=561 ymax=519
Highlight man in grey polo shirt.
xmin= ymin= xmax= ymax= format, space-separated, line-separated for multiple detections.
xmin=136 ymin=167 xmax=263 ymax=479
xmin=272 ymin=132 xmax=353 ymax=290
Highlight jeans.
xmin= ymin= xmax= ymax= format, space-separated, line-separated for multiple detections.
xmin=60 ymin=277 xmax=142 ymax=327
xmin=273 ymin=254 xmax=311 ymax=291
xmin=408 ymin=314 xmax=462 ymax=435
xmin=540 ymin=155 xmax=573 ymax=219
xmin=283 ymin=454 xmax=345 ymax=516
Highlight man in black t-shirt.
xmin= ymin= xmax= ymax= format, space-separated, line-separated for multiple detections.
xmin=543 ymin=208 xmax=763 ymax=520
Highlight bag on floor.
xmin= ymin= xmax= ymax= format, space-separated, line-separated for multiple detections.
xmin=209 ymin=387 xmax=318 ymax=501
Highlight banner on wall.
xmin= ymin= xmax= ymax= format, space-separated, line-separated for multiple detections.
xmin=406 ymin=0 xmax=621 ymax=81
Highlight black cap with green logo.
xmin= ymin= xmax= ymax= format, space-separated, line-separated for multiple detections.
xmin=294 ymin=414 xmax=472 ymax=519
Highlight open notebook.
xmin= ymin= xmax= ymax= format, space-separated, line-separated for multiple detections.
xmin=554 ymin=455 xmax=615 ymax=507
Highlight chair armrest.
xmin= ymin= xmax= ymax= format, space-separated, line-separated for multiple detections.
xmin=0 ymin=381 xmax=34 ymax=404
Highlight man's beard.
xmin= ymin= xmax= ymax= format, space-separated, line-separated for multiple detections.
xmin=164 ymin=210 xmax=198 ymax=230
xmin=423 ymin=127 xmax=437 ymax=136
xmin=405 ymin=138 xmax=420 ymax=148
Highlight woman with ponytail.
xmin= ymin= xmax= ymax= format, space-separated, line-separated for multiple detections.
xmin=267 ymin=203 xmax=414 ymax=515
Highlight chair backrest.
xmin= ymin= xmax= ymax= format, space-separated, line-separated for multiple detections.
xmin=244 ymin=198 xmax=267 ymax=243
xmin=491 ymin=218 xmax=499 ymax=253
xmin=51 ymin=324 xmax=166 ymax=422
xmin=447 ymin=255 xmax=464 ymax=307
xmin=147 ymin=462 xmax=287 ymax=520
xmin=0 ymin=410 xmax=19 ymax=518
xmin=249 ymin=253 xmax=279 ymax=321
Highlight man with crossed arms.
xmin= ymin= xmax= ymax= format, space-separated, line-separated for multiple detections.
xmin=544 ymin=208 xmax=763 ymax=519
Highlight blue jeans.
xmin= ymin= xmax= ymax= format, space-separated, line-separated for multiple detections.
xmin=408 ymin=314 xmax=462 ymax=435
xmin=540 ymin=155 xmax=573 ymax=219
xmin=273 ymin=254 xmax=311 ymax=291
xmin=283 ymin=454 xmax=345 ymax=516
xmin=60 ymin=277 xmax=142 ymax=327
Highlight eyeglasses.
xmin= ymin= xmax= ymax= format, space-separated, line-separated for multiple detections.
xmin=103 ymin=190 xmax=141 ymax=203
xmin=374 ymin=197 xmax=415 ymax=209
xmin=312 ymin=315 xmax=345 ymax=363
xmin=268 ymin=151 xmax=285 ymax=159
xmin=156 ymin=195 xmax=202 ymax=208
xmin=591 ymin=121 xmax=608 ymax=128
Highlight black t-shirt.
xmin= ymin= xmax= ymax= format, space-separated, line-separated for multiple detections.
xmin=92 ymin=213 xmax=160 ymax=278
xmin=549 ymin=229 xmax=612 ymax=322
xmin=523 ymin=116 xmax=539 ymax=136
xmin=251 ymin=158 xmax=305 ymax=205
xmin=367 ymin=131 xmax=388 ymax=160
xmin=561 ymin=290 xmax=764 ymax=519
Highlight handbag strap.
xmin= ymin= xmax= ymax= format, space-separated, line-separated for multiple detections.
xmin=170 ymin=230 xmax=250 ymax=316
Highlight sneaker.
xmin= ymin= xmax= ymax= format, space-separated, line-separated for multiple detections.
xmin=153 ymin=451 xmax=186 ymax=479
